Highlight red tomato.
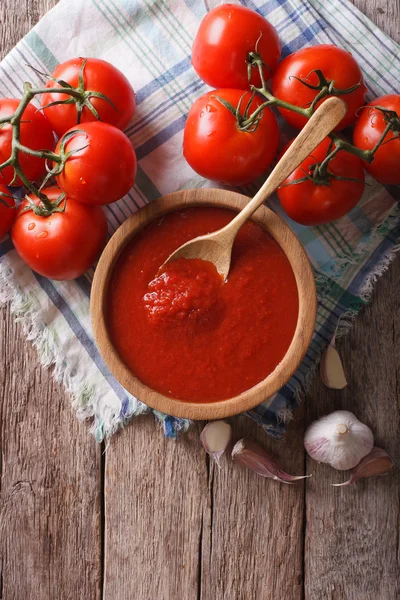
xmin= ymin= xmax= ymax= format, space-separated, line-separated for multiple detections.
xmin=0 ymin=99 xmax=55 ymax=186
xmin=192 ymin=4 xmax=281 ymax=89
xmin=11 ymin=187 xmax=107 ymax=280
xmin=41 ymin=57 xmax=136 ymax=137
xmin=54 ymin=122 xmax=137 ymax=205
xmin=272 ymin=45 xmax=367 ymax=131
xmin=183 ymin=89 xmax=279 ymax=185
xmin=0 ymin=184 xmax=17 ymax=239
xmin=277 ymin=137 xmax=365 ymax=225
xmin=353 ymin=95 xmax=400 ymax=185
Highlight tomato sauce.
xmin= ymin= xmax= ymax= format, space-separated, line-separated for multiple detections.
xmin=107 ymin=207 xmax=299 ymax=402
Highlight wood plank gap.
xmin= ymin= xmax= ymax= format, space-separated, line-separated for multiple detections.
xmin=197 ymin=453 xmax=214 ymax=600
xmin=0 ymin=373 xmax=3 ymax=499
xmin=100 ymin=443 xmax=106 ymax=600
xmin=196 ymin=513 xmax=204 ymax=600
xmin=208 ymin=456 xmax=214 ymax=560
xmin=301 ymin=449 xmax=307 ymax=600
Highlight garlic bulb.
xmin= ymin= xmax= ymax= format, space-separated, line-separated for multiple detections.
xmin=304 ymin=410 xmax=374 ymax=470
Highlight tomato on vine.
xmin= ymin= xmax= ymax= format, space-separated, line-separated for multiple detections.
xmin=11 ymin=187 xmax=108 ymax=280
xmin=0 ymin=185 xmax=17 ymax=239
xmin=192 ymin=4 xmax=281 ymax=90
xmin=277 ymin=137 xmax=365 ymax=226
xmin=0 ymin=99 xmax=55 ymax=187
xmin=41 ymin=58 xmax=136 ymax=137
xmin=271 ymin=45 xmax=367 ymax=131
xmin=353 ymin=95 xmax=400 ymax=185
xmin=183 ymin=89 xmax=279 ymax=186
xmin=53 ymin=122 xmax=137 ymax=205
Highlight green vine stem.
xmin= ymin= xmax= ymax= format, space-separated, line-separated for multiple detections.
xmin=0 ymin=82 xmax=72 ymax=212
xmin=0 ymin=60 xmax=113 ymax=216
xmin=0 ymin=189 xmax=15 ymax=208
xmin=248 ymin=55 xmax=399 ymax=180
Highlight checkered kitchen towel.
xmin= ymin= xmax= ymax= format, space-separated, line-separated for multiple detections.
xmin=0 ymin=0 xmax=399 ymax=440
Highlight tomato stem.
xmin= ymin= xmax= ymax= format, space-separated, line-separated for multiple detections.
xmin=240 ymin=100 xmax=270 ymax=129
xmin=14 ymin=142 xmax=62 ymax=163
xmin=327 ymin=132 xmax=376 ymax=163
xmin=0 ymin=190 xmax=15 ymax=208
xmin=366 ymin=121 xmax=394 ymax=160
xmin=316 ymin=146 xmax=340 ymax=178
xmin=0 ymin=75 xmax=102 ymax=214
xmin=246 ymin=53 xmax=398 ymax=170
xmin=250 ymin=57 xmax=311 ymax=118
xmin=0 ymin=57 xmax=120 ymax=216
xmin=212 ymin=93 xmax=269 ymax=132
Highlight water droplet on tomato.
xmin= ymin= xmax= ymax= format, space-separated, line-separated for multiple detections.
xmin=80 ymin=177 xmax=87 ymax=184
xmin=363 ymin=136 xmax=368 ymax=143
xmin=206 ymin=131 xmax=215 ymax=137
xmin=28 ymin=223 xmax=35 ymax=230
xmin=36 ymin=231 xmax=48 ymax=239
xmin=205 ymin=104 xmax=217 ymax=113
xmin=371 ymin=122 xmax=376 ymax=128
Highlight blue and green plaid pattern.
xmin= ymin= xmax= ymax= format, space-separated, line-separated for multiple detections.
xmin=0 ymin=0 xmax=399 ymax=440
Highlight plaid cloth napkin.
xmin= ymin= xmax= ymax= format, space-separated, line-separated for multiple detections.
xmin=0 ymin=0 xmax=399 ymax=440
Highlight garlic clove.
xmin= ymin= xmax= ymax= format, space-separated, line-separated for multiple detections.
xmin=200 ymin=420 xmax=232 ymax=464
xmin=333 ymin=447 xmax=394 ymax=487
xmin=232 ymin=438 xmax=311 ymax=484
xmin=304 ymin=410 xmax=374 ymax=470
xmin=320 ymin=344 xmax=347 ymax=389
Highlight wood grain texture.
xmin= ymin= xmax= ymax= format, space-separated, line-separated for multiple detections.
xmin=0 ymin=310 xmax=102 ymax=600
xmin=0 ymin=1 xmax=399 ymax=600
xmin=0 ymin=2 xmax=102 ymax=600
xmin=104 ymin=420 xmax=208 ymax=599
xmin=91 ymin=188 xmax=316 ymax=420
xmin=200 ymin=412 xmax=306 ymax=600
xmin=350 ymin=0 xmax=400 ymax=41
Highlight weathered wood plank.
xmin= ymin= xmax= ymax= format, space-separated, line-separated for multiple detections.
xmin=200 ymin=412 xmax=306 ymax=600
xmin=0 ymin=2 xmax=102 ymax=600
xmin=350 ymin=0 xmax=400 ymax=42
xmin=104 ymin=420 xmax=208 ymax=599
xmin=0 ymin=307 xmax=102 ymax=600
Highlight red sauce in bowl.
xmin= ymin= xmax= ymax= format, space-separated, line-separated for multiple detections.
xmin=107 ymin=207 xmax=299 ymax=402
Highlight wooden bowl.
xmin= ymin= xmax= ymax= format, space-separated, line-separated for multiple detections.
xmin=91 ymin=188 xmax=316 ymax=420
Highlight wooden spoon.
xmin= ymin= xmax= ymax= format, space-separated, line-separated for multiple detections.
xmin=163 ymin=96 xmax=347 ymax=280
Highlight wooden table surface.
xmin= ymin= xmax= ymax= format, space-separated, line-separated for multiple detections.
xmin=1 ymin=1 xmax=399 ymax=599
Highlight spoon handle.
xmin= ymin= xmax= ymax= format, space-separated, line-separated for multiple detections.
xmin=227 ymin=96 xmax=347 ymax=234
